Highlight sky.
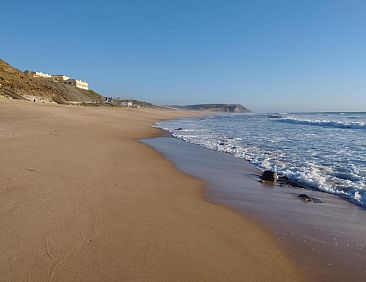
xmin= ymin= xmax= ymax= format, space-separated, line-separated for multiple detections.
xmin=1 ymin=0 xmax=366 ymax=112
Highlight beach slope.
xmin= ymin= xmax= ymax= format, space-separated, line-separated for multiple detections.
xmin=0 ymin=99 xmax=303 ymax=281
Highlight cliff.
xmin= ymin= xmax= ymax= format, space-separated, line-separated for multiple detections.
xmin=108 ymin=97 xmax=158 ymax=108
xmin=0 ymin=59 xmax=105 ymax=104
xmin=172 ymin=104 xmax=251 ymax=113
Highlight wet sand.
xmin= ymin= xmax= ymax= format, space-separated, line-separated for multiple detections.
xmin=0 ymin=99 xmax=303 ymax=281
xmin=143 ymin=136 xmax=366 ymax=281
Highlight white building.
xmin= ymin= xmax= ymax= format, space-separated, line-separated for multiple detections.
xmin=25 ymin=70 xmax=89 ymax=90
xmin=63 ymin=79 xmax=89 ymax=90
xmin=51 ymin=75 xmax=70 ymax=81
xmin=25 ymin=71 xmax=52 ymax=78
xmin=121 ymin=101 xmax=133 ymax=107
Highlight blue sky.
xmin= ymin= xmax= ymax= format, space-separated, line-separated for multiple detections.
xmin=2 ymin=0 xmax=366 ymax=112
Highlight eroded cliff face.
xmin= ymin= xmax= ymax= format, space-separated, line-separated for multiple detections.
xmin=0 ymin=59 xmax=104 ymax=103
xmin=172 ymin=104 xmax=251 ymax=113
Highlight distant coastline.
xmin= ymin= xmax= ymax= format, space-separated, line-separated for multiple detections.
xmin=171 ymin=103 xmax=251 ymax=113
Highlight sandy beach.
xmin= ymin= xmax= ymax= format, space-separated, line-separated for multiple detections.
xmin=0 ymin=99 xmax=303 ymax=281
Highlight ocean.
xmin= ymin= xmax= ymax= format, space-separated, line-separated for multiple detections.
xmin=156 ymin=112 xmax=366 ymax=208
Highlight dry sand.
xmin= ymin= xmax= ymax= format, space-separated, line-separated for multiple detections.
xmin=0 ymin=99 xmax=304 ymax=281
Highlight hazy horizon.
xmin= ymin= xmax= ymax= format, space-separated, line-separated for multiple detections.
xmin=2 ymin=0 xmax=366 ymax=112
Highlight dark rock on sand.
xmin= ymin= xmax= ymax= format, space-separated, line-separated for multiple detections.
xmin=261 ymin=170 xmax=278 ymax=182
xmin=298 ymin=194 xmax=312 ymax=202
xmin=298 ymin=194 xmax=324 ymax=203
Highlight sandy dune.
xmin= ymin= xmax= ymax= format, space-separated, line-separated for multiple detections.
xmin=0 ymin=99 xmax=303 ymax=281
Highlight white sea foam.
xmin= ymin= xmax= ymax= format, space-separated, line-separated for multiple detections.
xmin=156 ymin=112 xmax=366 ymax=207
xmin=278 ymin=117 xmax=366 ymax=129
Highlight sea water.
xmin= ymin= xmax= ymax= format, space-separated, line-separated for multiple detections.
xmin=156 ymin=112 xmax=366 ymax=207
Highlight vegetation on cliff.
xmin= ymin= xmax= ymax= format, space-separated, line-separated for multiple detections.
xmin=0 ymin=59 xmax=105 ymax=104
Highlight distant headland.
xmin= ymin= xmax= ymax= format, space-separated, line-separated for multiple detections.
xmin=171 ymin=104 xmax=251 ymax=113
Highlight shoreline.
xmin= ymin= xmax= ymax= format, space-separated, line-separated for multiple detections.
xmin=143 ymin=133 xmax=366 ymax=281
xmin=0 ymin=99 xmax=303 ymax=281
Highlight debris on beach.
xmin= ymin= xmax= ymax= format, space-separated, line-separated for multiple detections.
xmin=261 ymin=170 xmax=278 ymax=182
xmin=298 ymin=194 xmax=312 ymax=202
xmin=298 ymin=194 xmax=324 ymax=203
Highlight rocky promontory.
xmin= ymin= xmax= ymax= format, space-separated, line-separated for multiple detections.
xmin=171 ymin=104 xmax=251 ymax=113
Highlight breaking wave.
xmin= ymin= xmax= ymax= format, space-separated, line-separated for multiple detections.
xmin=276 ymin=117 xmax=366 ymax=130
xmin=156 ymin=112 xmax=366 ymax=207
